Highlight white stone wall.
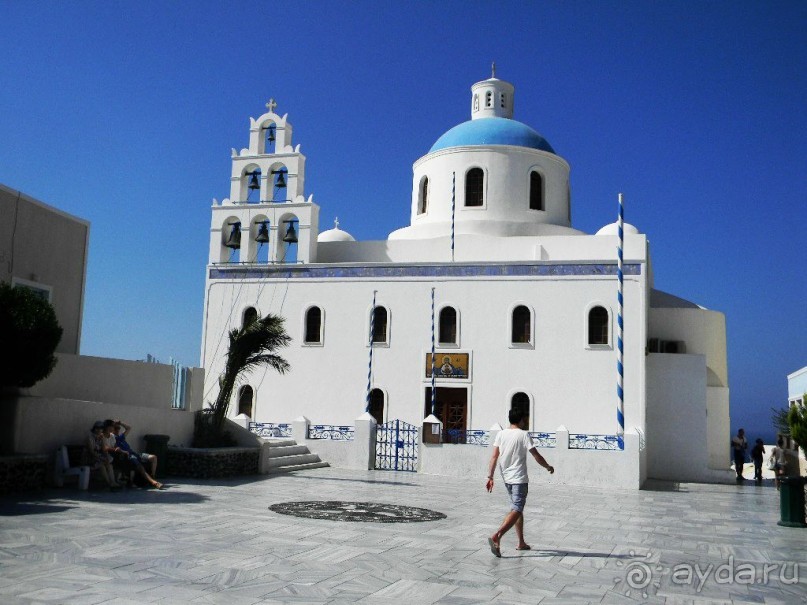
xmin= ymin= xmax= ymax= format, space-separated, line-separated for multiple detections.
xmin=418 ymin=427 xmax=643 ymax=489
xmin=646 ymin=353 xmax=732 ymax=482
xmin=202 ymin=270 xmax=647 ymax=438
xmin=27 ymin=353 xmax=203 ymax=411
xmin=395 ymin=146 xmax=571 ymax=239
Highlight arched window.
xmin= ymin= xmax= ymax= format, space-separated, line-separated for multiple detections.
xmin=465 ymin=168 xmax=484 ymax=207
xmin=529 ymin=171 xmax=544 ymax=210
xmin=242 ymin=307 xmax=258 ymax=329
xmin=511 ymin=305 xmax=531 ymax=344
xmin=418 ymin=177 xmax=429 ymax=215
xmin=371 ymin=306 xmax=388 ymax=344
xmin=438 ymin=306 xmax=457 ymax=345
xmin=245 ymin=169 xmax=261 ymax=202
xmin=238 ymin=385 xmax=254 ymax=417
xmin=485 ymin=91 xmax=492 ymax=108
xmin=473 ymin=94 xmax=479 ymax=112
xmin=222 ymin=220 xmax=241 ymax=263
xmin=265 ymin=123 xmax=276 ymax=154
xmin=588 ymin=306 xmax=609 ymax=345
xmin=271 ymin=166 xmax=288 ymax=203
xmin=304 ymin=306 xmax=322 ymax=344
xmin=500 ymin=93 xmax=507 ymax=108
xmin=510 ymin=392 xmax=530 ymax=420
xmin=368 ymin=388 xmax=384 ymax=424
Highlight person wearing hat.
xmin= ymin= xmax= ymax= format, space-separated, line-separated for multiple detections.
xmin=751 ymin=438 xmax=765 ymax=482
xmin=86 ymin=421 xmax=120 ymax=490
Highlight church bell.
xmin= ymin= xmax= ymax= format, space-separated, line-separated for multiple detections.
xmin=255 ymin=221 xmax=270 ymax=244
xmin=224 ymin=222 xmax=242 ymax=249
xmin=247 ymin=172 xmax=260 ymax=190
xmin=282 ymin=221 xmax=298 ymax=244
xmin=266 ymin=125 xmax=276 ymax=142
xmin=274 ymin=171 xmax=287 ymax=189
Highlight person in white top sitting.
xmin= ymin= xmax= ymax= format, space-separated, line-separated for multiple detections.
xmin=485 ymin=408 xmax=554 ymax=557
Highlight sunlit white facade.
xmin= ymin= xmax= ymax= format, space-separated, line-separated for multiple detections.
xmin=201 ymin=75 xmax=731 ymax=486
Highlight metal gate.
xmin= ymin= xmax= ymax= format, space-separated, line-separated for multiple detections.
xmin=375 ymin=419 xmax=418 ymax=472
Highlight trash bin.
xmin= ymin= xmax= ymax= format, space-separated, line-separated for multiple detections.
xmin=143 ymin=434 xmax=170 ymax=479
xmin=777 ymin=476 xmax=807 ymax=528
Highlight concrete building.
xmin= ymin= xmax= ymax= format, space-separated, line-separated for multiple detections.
xmin=0 ymin=184 xmax=89 ymax=354
xmin=201 ymin=74 xmax=731 ymax=486
xmin=788 ymin=366 xmax=806 ymax=407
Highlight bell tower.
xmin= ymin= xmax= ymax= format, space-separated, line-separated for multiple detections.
xmin=209 ymin=99 xmax=320 ymax=265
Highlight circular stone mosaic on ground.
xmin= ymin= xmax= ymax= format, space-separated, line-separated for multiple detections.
xmin=269 ymin=501 xmax=446 ymax=523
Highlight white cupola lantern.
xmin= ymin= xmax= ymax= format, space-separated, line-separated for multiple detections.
xmin=471 ymin=62 xmax=514 ymax=119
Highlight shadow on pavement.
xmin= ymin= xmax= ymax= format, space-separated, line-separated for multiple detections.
xmin=499 ymin=549 xmax=636 ymax=560
xmin=283 ymin=474 xmax=419 ymax=488
xmin=0 ymin=485 xmax=211 ymax=514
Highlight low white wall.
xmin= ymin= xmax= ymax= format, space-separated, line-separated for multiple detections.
xmin=419 ymin=427 xmax=643 ymax=489
xmin=26 ymin=353 xmax=204 ymax=411
xmin=292 ymin=414 xmax=376 ymax=470
xmin=299 ymin=438 xmax=355 ymax=469
xmin=3 ymin=354 xmax=204 ymax=456
xmin=8 ymin=396 xmax=195 ymax=456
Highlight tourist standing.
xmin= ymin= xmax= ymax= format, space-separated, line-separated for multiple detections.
xmin=751 ymin=438 xmax=765 ymax=482
xmin=732 ymin=428 xmax=747 ymax=481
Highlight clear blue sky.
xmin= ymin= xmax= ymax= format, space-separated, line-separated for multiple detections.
xmin=1 ymin=1 xmax=804 ymax=441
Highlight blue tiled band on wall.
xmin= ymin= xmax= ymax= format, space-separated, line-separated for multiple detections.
xmin=209 ymin=263 xmax=641 ymax=280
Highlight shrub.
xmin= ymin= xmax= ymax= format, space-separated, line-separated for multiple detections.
xmin=0 ymin=282 xmax=63 ymax=389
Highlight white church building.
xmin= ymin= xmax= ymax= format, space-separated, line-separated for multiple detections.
xmin=201 ymin=73 xmax=731 ymax=487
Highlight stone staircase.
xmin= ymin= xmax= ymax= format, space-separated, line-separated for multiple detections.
xmin=262 ymin=438 xmax=329 ymax=474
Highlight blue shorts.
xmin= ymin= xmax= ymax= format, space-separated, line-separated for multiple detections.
xmin=505 ymin=482 xmax=528 ymax=513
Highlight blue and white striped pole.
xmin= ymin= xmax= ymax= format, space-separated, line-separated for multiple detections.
xmin=430 ymin=287 xmax=437 ymax=416
xmin=450 ymin=172 xmax=456 ymax=262
xmin=616 ymin=193 xmax=625 ymax=450
xmin=366 ymin=290 xmax=377 ymax=413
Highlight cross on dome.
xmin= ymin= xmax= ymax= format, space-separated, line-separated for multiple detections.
xmin=491 ymin=61 xmax=496 ymax=78
xmin=334 ymin=217 xmax=340 ymax=229
xmin=266 ymin=98 xmax=277 ymax=112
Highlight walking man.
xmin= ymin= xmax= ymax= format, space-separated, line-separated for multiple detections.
xmin=485 ymin=408 xmax=554 ymax=557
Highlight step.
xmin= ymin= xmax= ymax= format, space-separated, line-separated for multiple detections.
xmin=266 ymin=453 xmax=323 ymax=468
xmin=266 ymin=444 xmax=311 ymax=458
xmin=260 ymin=437 xmax=297 ymax=447
xmin=266 ymin=461 xmax=330 ymax=474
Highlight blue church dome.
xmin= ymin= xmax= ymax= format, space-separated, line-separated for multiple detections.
xmin=429 ymin=117 xmax=555 ymax=154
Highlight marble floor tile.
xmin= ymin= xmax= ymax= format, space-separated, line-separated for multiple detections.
xmin=1 ymin=466 xmax=805 ymax=604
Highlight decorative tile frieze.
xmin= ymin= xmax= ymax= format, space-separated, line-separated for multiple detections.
xmin=210 ymin=262 xmax=642 ymax=281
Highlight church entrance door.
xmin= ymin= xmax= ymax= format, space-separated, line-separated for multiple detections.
xmin=424 ymin=387 xmax=468 ymax=443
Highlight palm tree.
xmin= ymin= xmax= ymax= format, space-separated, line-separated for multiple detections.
xmin=209 ymin=313 xmax=291 ymax=433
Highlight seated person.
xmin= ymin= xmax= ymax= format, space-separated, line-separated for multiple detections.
xmin=110 ymin=419 xmax=162 ymax=489
xmin=86 ymin=421 xmax=120 ymax=490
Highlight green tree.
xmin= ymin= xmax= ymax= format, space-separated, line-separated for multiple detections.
xmin=786 ymin=398 xmax=807 ymax=462
xmin=0 ymin=282 xmax=63 ymax=389
xmin=197 ymin=313 xmax=290 ymax=445
xmin=771 ymin=406 xmax=790 ymax=435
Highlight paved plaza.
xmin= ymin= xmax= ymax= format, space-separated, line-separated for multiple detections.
xmin=1 ymin=467 xmax=805 ymax=604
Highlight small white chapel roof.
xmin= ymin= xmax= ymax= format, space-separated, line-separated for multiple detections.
xmin=318 ymin=218 xmax=356 ymax=243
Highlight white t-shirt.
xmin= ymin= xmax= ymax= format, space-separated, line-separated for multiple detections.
xmin=493 ymin=428 xmax=535 ymax=484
